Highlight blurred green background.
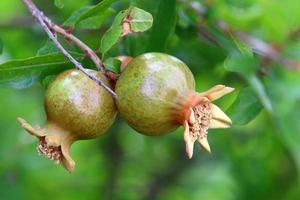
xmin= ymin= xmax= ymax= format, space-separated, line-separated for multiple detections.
xmin=1 ymin=0 xmax=300 ymax=199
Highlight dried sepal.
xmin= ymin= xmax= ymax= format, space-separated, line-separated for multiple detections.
xmin=18 ymin=117 xmax=75 ymax=172
xmin=18 ymin=117 xmax=45 ymax=137
xmin=180 ymin=85 xmax=234 ymax=158
xmin=209 ymin=118 xmax=231 ymax=129
xmin=183 ymin=120 xmax=197 ymax=159
xmin=198 ymin=85 xmax=234 ymax=101
xmin=188 ymin=108 xmax=196 ymax=124
xmin=198 ymin=137 xmax=211 ymax=153
xmin=61 ymin=141 xmax=75 ymax=172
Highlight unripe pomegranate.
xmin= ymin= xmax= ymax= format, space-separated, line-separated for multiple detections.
xmin=115 ymin=53 xmax=234 ymax=158
xmin=18 ymin=69 xmax=116 ymax=172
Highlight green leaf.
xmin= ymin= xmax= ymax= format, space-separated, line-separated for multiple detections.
xmin=230 ymin=34 xmax=253 ymax=56
xmin=99 ymin=22 xmax=123 ymax=56
xmin=200 ymin=27 xmax=254 ymax=55
xmin=147 ymin=0 xmax=176 ymax=51
xmin=64 ymin=6 xmax=91 ymax=27
xmin=100 ymin=7 xmax=153 ymax=55
xmin=77 ymin=8 xmax=115 ymax=29
xmin=41 ymin=75 xmax=56 ymax=89
xmin=37 ymin=39 xmax=78 ymax=56
xmin=37 ymin=39 xmax=59 ymax=56
xmin=103 ymin=57 xmax=121 ymax=73
xmin=224 ymin=53 xmax=258 ymax=76
xmin=99 ymin=9 xmax=130 ymax=55
xmin=0 ymin=52 xmax=83 ymax=89
xmin=247 ymin=75 xmax=273 ymax=113
xmin=127 ymin=7 xmax=153 ymax=33
xmin=64 ymin=6 xmax=115 ymax=29
xmin=224 ymin=54 xmax=273 ymax=113
xmin=54 ymin=0 xmax=64 ymax=8
xmin=224 ymin=40 xmax=272 ymax=112
xmin=227 ymin=87 xmax=263 ymax=125
xmin=76 ymin=0 xmax=116 ymax=25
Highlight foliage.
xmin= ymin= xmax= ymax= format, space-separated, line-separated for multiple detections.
xmin=0 ymin=0 xmax=300 ymax=199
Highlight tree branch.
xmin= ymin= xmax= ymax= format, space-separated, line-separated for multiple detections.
xmin=22 ymin=0 xmax=117 ymax=99
xmin=46 ymin=21 xmax=104 ymax=72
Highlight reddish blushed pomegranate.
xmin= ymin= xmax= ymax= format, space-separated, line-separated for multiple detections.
xmin=115 ymin=53 xmax=234 ymax=158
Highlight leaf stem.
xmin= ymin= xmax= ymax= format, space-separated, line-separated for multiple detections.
xmin=22 ymin=0 xmax=117 ymax=99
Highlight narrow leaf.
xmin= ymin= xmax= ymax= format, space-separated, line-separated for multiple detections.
xmin=100 ymin=10 xmax=129 ymax=55
xmin=147 ymin=0 xmax=176 ymax=51
xmin=76 ymin=0 xmax=116 ymax=24
xmin=64 ymin=6 xmax=91 ymax=27
xmin=0 ymin=52 xmax=83 ymax=89
xmin=77 ymin=8 xmax=115 ymax=29
xmin=247 ymin=75 xmax=273 ymax=113
xmin=64 ymin=6 xmax=115 ymax=29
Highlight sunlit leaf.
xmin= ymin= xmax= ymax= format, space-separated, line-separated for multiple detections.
xmin=127 ymin=7 xmax=153 ymax=33
xmin=100 ymin=10 xmax=130 ymax=55
xmin=100 ymin=7 xmax=153 ymax=55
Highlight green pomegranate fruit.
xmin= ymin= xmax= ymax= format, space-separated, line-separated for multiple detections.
xmin=18 ymin=69 xmax=116 ymax=172
xmin=115 ymin=52 xmax=234 ymax=158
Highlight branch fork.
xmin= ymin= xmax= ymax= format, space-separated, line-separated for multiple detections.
xmin=22 ymin=0 xmax=117 ymax=99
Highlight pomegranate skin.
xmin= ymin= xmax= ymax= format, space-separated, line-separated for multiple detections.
xmin=45 ymin=69 xmax=116 ymax=139
xmin=115 ymin=53 xmax=195 ymax=135
xmin=18 ymin=69 xmax=117 ymax=172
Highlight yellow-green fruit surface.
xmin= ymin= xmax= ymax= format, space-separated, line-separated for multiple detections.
xmin=45 ymin=69 xmax=116 ymax=139
xmin=116 ymin=53 xmax=195 ymax=136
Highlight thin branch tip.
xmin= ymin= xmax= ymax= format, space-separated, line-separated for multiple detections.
xmin=22 ymin=0 xmax=117 ymax=99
